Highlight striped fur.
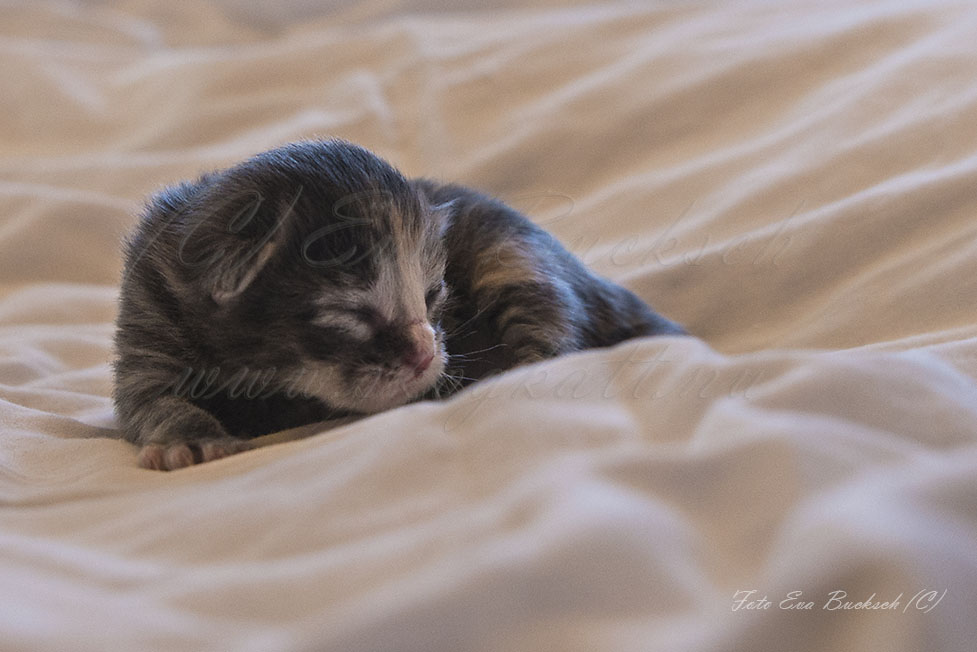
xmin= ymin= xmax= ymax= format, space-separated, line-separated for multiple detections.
xmin=114 ymin=140 xmax=684 ymax=470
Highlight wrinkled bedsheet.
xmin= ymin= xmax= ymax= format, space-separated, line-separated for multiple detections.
xmin=1 ymin=1 xmax=976 ymax=650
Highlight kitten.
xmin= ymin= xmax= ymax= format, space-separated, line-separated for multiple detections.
xmin=114 ymin=139 xmax=684 ymax=470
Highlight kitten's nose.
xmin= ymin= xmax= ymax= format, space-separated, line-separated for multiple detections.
xmin=404 ymin=322 xmax=436 ymax=376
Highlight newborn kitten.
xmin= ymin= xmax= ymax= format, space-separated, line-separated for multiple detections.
xmin=114 ymin=140 xmax=684 ymax=470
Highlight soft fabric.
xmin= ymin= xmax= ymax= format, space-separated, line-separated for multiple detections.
xmin=1 ymin=1 xmax=975 ymax=650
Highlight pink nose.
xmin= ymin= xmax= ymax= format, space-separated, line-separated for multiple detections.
xmin=404 ymin=348 xmax=435 ymax=375
xmin=404 ymin=322 xmax=436 ymax=376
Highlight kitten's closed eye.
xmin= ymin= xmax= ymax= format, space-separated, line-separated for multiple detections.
xmin=314 ymin=306 xmax=377 ymax=339
xmin=425 ymin=281 xmax=446 ymax=309
xmin=346 ymin=306 xmax=382 ymax=327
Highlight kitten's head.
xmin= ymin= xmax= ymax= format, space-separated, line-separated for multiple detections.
xmin=163 ymin=140 xmax=452 ymax=413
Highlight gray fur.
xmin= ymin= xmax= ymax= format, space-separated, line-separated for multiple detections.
xmin=114 ymin=139 xmax=684 ymax=470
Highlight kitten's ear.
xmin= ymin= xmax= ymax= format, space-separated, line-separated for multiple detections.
xmin=413 ymin=183 xmax=455 ymax=239
xmin=209 ymin=240 xmax=279 ymax=304
xmin=428 ymin=199 xmax=456 ymax=239
xmin=180 ymin=186 xmax=298 ymax=305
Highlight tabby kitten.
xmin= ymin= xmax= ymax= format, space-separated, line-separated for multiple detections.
xmin=114 ymin=140 xmax=684 ymax=470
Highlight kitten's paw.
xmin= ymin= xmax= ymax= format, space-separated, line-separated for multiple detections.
xmin=137 ymin=438 xmax=253 ymax=471
xmin=198 ymin=439 xmax=254 ymax=464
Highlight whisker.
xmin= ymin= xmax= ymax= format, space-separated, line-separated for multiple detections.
xmin=450 ymin=342 xmax=509 ymax=358
xmin=433 ymin=371 xmax=473 ymax=394
xmin=439 ymin=371 xmax=479 ymax=388
xmin=444 ymin=373 xmax=479 ymax=384
xmin=442 ymin=326 xmax=479 ymax=340
xmin=441 ymin=298 xmax=499 ymax=337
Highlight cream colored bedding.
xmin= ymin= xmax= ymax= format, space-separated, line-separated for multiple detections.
xmin=2 ymin=1 xmax=976 ymax=650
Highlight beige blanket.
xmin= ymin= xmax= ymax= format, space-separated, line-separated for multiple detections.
xmin=2 ymin=1 xmax=976 ymax=650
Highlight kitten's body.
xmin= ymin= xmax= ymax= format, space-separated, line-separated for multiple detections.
xmin=114 ymin=140 xmax=683 ymax=470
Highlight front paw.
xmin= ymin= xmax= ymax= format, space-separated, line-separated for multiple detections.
xmin=137 ymin=438 xmax=253 ymax=471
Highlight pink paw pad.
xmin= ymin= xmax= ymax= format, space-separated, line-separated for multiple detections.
xmin=137 ymin=439 xmax=253 ymax=471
